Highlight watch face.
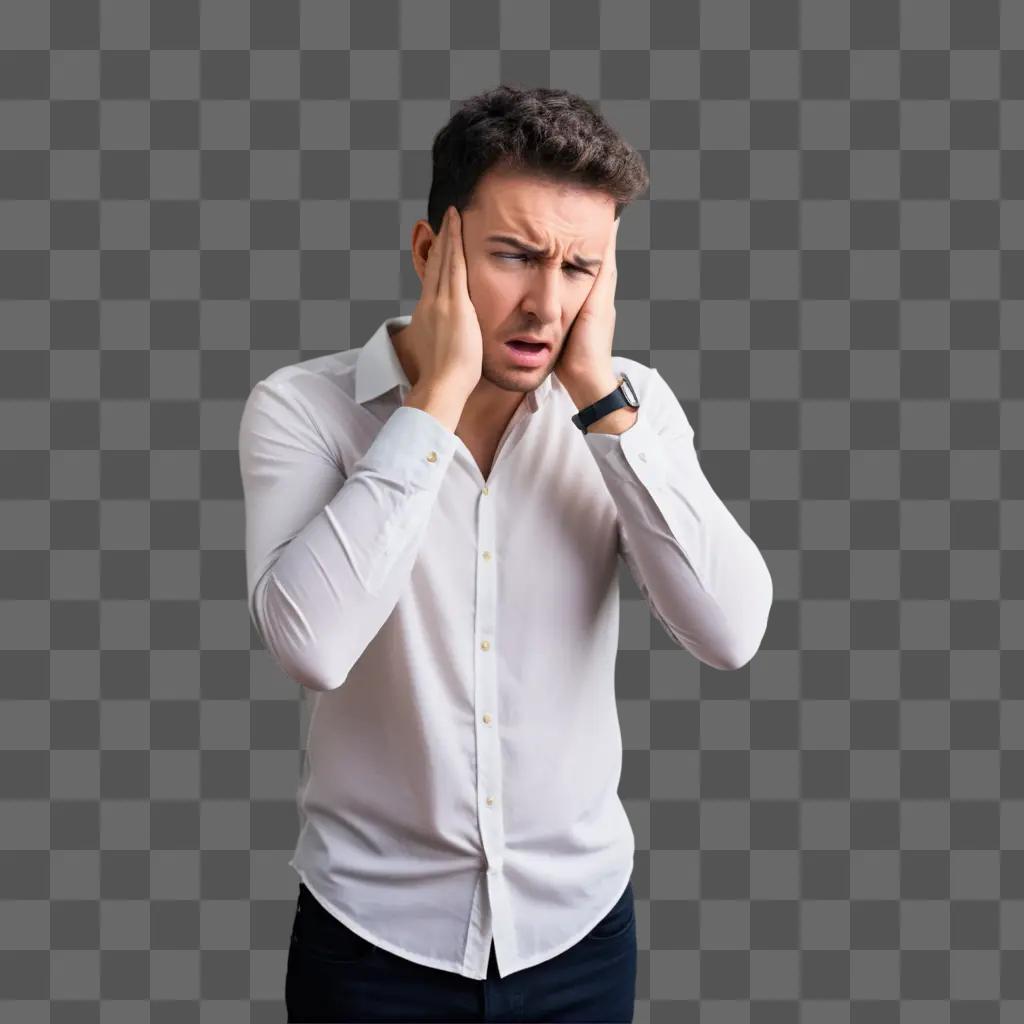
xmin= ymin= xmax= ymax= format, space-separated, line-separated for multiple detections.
xmin=620 ymin=374 xmax=639 ymax=407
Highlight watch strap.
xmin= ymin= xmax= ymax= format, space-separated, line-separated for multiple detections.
xmin=571 ymin=375 xmax=633 ymax=433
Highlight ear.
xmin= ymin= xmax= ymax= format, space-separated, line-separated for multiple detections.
xmin=411 ymin=219 xmax=438 ymax=283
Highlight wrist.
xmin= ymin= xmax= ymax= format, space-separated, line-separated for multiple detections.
xmin=562 ymin=371 xmax=622 ymax=413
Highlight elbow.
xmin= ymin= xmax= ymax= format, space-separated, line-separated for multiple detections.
xmin=699 ymin=638 xmax=755 ymax=672
xmin=702 ymin=627 xmax=764 ymax=672
xmin=270 ymin=626 xmax=350 ymax=692
xmin=718 ymin=574 xmax=773 ymax=672
xmin=253 ymin=572 xmax=348 ymax=693
xmin=274 ymin=635 xmax=346 ymax=692
xmin=717 ymin=640 xmax=762 ymax=672
xmin=291 ymin=661 xmax=346 ymax=693
xmin=267 ymin=623 xmax=350 ymax=694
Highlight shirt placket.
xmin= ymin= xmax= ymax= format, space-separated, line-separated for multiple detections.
xmin=473 ymin=478 xmax=513 ymax=977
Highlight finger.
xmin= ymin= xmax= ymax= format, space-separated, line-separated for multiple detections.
xmin=597 ymin=217 xmax=618 ymax=278
xmin=435 ymin=207 xmax=453 ymax=299
xmin=587 ymin=216 xmax=619 ymax=306
xmin=422 ymin=207 xmax=446 ymax=296
xmin=609 ymin=217 xmax=619 ymax=284
xmin=447 ymin=206 xmax=467 ymax=299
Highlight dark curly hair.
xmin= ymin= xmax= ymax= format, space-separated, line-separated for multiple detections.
xmin=426 ymin=84 xmax=649 ymax=234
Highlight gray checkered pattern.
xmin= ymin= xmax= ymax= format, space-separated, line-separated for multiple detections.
xmin=2 ymin=0 xmax=1024 ymax=1021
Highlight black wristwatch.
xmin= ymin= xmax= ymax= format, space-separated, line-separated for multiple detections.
xmin=571 ymin=373 xmax=640 ymax=433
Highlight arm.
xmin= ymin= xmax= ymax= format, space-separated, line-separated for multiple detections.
xmin=584 ymin=367 xmax=774 ymax=671
xmin=238 ymin=378 xmax=459 ymax=691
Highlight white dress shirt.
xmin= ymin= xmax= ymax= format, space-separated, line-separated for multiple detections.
xmin=238 ymin=314 xmax=773 ymax=980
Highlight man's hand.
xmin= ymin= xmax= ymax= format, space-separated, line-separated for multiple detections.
xmin=556 ymin=216 xmax=631 ymax=423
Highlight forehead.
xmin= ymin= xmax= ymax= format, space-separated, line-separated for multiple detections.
xmin=471 ymin=166 xmax=614 ymax=246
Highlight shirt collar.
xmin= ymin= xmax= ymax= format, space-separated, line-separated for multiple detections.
xmin=355 ymin=314 xmax=557 ymax=413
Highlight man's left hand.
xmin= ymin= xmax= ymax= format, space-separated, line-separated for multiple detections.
xmin=556 ymin=214 xmax=622 ymax=401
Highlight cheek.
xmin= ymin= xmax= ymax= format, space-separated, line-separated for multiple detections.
xmin=469 ymin=267 xmax=512 ymax=312
xmin=473 ymin=262 xmax=502 ymax=289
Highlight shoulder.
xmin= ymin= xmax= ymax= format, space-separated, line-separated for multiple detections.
xmin=248 ymin=351 xmax=359 ymax=422
xmin=260 ymin=350 xmax=355 ymax=400
xmin=240 ymin=352 xmax=359 ymax=461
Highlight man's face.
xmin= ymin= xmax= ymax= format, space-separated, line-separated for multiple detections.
xmin=452 ymin=166 xmax=616 ymax=392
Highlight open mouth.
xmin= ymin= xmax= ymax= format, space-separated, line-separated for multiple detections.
xmin=504 ymin=339 xmax=550 ymax=367
xmin=506 ymin=340 xmax=548 ymax=353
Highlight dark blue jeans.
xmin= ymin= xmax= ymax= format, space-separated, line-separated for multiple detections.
xmin=285 ymin=878 xmax=637 ymax=1022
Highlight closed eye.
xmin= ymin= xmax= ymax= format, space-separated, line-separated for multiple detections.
xmin=496 ymin=253 xmax=590 ymax=276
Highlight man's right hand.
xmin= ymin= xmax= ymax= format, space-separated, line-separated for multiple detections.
xmin=403 ymin=205 xmax=484 ymax=409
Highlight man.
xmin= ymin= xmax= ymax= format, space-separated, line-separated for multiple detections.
xmin=239 ymin=85 xmax=773 ymax=1022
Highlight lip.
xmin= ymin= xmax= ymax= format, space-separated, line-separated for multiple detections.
xmin=506 ymin=336 xmax=552 ymax=348
xmin=504 ymin=338 xmax=551 ymax=367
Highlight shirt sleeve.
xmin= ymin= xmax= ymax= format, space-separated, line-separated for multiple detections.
xmin=583 ymin=367 xmax=773 ymax=671
xmin=238 ymin=378 xmax=459 ymax=691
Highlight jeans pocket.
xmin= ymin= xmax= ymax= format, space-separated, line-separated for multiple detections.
xmin=588 ymin=880 xmax=635 ymax=942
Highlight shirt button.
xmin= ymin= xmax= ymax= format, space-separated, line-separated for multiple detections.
xmin=426 ymin=451 xmax=438 ymax=462
xmin=638 ymin=452 xmax=647 ymax=461
xmin=482 ymin=486 xmax=489 ymax=495
xmin=482 ymin=550 xmax=492 ymax=560
xmin=482 ymin=713 xmax=492 ymax=724
xmin=486 ymin=796 xmax=495 ymax=807
xmin=480 ymin=640 xmax=490 ymax=651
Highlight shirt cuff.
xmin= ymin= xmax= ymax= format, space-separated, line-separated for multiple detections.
xmin=582 ymin=404 xmax=666 ymax=486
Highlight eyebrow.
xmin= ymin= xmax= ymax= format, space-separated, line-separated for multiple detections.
xmin=485 ymin=234 xmax=602 ymax=270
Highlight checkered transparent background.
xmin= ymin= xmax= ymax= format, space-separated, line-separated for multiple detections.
xmin=3 ymin=0 xmax=1024 ymax=1021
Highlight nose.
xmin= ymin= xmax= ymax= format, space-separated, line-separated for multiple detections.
xmin=518 ymin=266 xmax=565 ymax=329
